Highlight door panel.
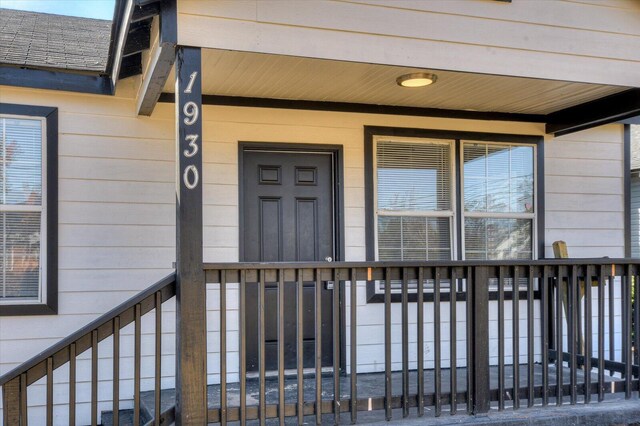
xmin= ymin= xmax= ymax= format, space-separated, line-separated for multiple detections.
xmin=242 ymin=150 xmax=335 ymax=372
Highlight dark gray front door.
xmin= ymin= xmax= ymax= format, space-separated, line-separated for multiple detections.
xmin=242 ymin=149 xmax=335 ymax=372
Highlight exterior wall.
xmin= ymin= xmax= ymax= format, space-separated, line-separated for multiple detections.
xmin=0 ymin=84 xmax=626 ymax=423
xmin=177 ymin=0 xmax=640 ymax=87
xmin=0 ymin=83 xmax=177 ymax=424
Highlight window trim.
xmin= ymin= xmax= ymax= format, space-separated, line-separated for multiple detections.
xmin=0 ymin=103 xmax=58 ymax=316
xmin=364 ymin=126 xmax=544 ymax=303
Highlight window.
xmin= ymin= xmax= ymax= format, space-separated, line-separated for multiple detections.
xmin=376 ymin=138 xmax=454 ymax=261
xmin=365 ymin=127 xmax=543 ymax=302
xmin=0 ymin=104 xmax=57 ymax=315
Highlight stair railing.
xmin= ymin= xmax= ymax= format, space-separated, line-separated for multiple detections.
xmin=1 ymin=273 xmax=176 ymax=426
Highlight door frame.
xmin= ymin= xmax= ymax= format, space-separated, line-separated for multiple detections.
xmin=238 ymin=141 xmax=347 ymax=371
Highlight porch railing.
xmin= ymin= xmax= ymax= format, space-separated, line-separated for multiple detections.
xmin=1 ymin=260 xmax=639 ymax=425
xmin=203 ymin=259 xmax=640 ymax=424
xmin=0 ymin=274 xmax=176 ymax=426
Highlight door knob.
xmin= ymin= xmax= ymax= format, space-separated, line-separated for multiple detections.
xmin=325 ymin=256 xmax=333 ymax=262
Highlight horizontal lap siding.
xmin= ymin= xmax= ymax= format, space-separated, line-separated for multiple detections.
xmin=178 ymin=0 xmax=640 ymax=86
xmin=0 ymin=84 xmax=626 ymax=423
xmin=0 ymin=83 xmax=176 ymax=425
xmin=544 ymin=125 xmax=625 ymax=258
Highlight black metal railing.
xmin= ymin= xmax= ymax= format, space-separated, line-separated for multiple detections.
xmin=203 ymin=259 xmax=640 ymax=424
xmin=0 ymin=274 xmax=176 ymax=426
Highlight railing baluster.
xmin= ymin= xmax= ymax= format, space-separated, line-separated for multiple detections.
xmin=401 ymin=267 xmax=409 ymax=418
xmin=279 ymin=269 xmax=286 ymax=426
xmin=527 ymin=266 xmax=534 ymax=407
xmin=569 ymin=265 xmax=577 ymax=405
xmin=259 ymin=270 xmax=266 ymax=426
xmin=597 ymin=265 xmax=605 ymax=402
xmin=297 ymin=269 xmax=305 ymax=426
xmin=70 ymin=342 xmax=76 ymax=426
xmin=541 ymin=266 xmax=549 ymax=406
xmin=513 ymin=265 xmax=520 ymax=409
xmin=498 ymin=266 xmax=505 ymax=411
xmin=155 ymin=291 xmax=162 ymax=425
xmin=92 ymin=329 xmax=98 ymax=426
xmin=350 ymin=267 xmax=358 ymax=424
xmin=46 ymin=356 xmax=53 ymax=426
xmin=315 ymin=268 xmax=323 ymax=426
xmin=625 ymin=265 xmax=632 ymax=399
xmin=239 ymin=270 xmax=247 ymax=426
xmin=384 ymin=267 xmax=392 ymax=421
xmin=633 ymin=271 xmax=640 ymax=395
xmin=220 ymin=271 xmax=228 ymax=425
xmin=333 ymin=268 xmax=341 ymax=425
xmin=134 ymin=303 xmax=141 ymax=426
xmin=20 ymin=373 xmax=27 ymax=426
xmin=112 ymin=319 xmax=119 ymax=426
xmin=417 ymin=267 xmax=425 ymax=417
xmin=608 ymin=273 xmax=615 ymax=373
xmin=584 ymin=265 xmax=592 ymax=404
xmin=434 ymin=267 xmax=442 ymax=417
xmin=465 ymin=266 xmax=474 ymax=414
xmin=450 ymin=268 xmax=457 ymax=415
xmin=555 ymin=266 xmax=563 ymax=406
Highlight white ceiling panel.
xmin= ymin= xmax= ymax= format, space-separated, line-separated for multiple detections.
xmin=164 ymin=49 xmax=628 ymax=115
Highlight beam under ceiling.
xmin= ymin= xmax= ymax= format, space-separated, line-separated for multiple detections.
xmin=546 ymin=88 xmax=640 ymax=137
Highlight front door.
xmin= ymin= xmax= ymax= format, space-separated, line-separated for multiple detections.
xmin=242 ymin=148 xmax=335 ymax=372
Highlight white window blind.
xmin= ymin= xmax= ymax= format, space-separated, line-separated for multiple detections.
xmin=375 ymin=139 xmax=453 ymax=261
xmin=1 ymin=117 xmax=43 ymax=300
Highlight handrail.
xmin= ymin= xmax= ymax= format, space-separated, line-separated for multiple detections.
xmin=203 ymin=258 xmax=637 ymax=270
xmin=0 ymin=272 xmax=176 ymax=387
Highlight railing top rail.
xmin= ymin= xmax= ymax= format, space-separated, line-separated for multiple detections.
xmin=203 ymin=258 xmax=639 ymax=270
xmin=0 ymin=272 xmax=176 ymax=387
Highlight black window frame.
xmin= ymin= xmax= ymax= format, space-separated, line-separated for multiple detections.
xmin=364 ymin=126 xmax=545 ymax=303
xmin=0 ymin=103 xmax=58 ymax=316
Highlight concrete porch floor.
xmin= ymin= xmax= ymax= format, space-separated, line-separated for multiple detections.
xmin=131 ymin=364 xmax=640 ymax=425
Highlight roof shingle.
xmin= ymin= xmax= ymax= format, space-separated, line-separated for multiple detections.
xmin=0 ymin=8 xmax=111 ymax=73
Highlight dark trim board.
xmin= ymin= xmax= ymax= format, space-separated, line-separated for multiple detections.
xmin=0 ymin=103 xmax=58 ymax=316
xmin=625 ymin=124 xmax=631 ymax=258
xmin=546 ymin=89 xmax=640 ymax=137
xmin=0 ymin=66 xmax=113 ymax=95
xmin=363 ymin=126 xmax=545 ymax=303
xmin=158 ymin=93 xmax=547 ymax=123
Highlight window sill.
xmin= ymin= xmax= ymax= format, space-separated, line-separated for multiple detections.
xmin=0 ymin=302 xmax=57 ymax=316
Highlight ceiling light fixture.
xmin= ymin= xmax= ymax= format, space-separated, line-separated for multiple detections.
xmin=396 ymin=72 xmax=438 ymax=88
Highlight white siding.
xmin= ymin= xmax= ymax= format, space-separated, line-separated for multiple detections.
xmin=178 ymin=0 xmax=640 ymax=86
xmin=544 ymin=125 xmax=625 ymax=258
xmin=0 ymin=85 xmax=627 ymax=424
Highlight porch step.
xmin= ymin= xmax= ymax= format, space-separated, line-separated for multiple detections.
xmin=100 ymin=408 xmax=151 ymax=426
xmin=355 ymin=398 xmax=640 ymax=426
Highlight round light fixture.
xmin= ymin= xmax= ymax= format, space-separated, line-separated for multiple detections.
xmin=396 ymin=72 xmax=437 ymax=88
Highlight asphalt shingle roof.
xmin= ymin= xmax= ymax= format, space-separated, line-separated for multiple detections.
xmin=0 ymin=8 xmax=111 ymax=73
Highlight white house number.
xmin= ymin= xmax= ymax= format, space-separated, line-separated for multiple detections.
xmin=182 ymin=71 xmax=200 ymax=190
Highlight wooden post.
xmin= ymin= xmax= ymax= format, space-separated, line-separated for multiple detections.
xmin=471 ymin=266 xmax=490 ymax=414
xmin=174 ymin=46 xmax=207 ymax=424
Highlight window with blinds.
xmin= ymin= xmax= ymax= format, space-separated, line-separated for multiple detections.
xmin=375 ymin=139 xmax=453 ymax=261
xmin=0 ymin=117 xmax=44 ymax=301
xmin=462 ymin=142 xmax=535 ymax=260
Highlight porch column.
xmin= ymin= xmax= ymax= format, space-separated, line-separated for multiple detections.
xmin=174 ymin=46 xmax=207 ymax=424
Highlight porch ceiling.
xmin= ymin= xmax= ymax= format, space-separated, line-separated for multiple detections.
xmin=163 ymin=48 xmax=629 ymax=116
